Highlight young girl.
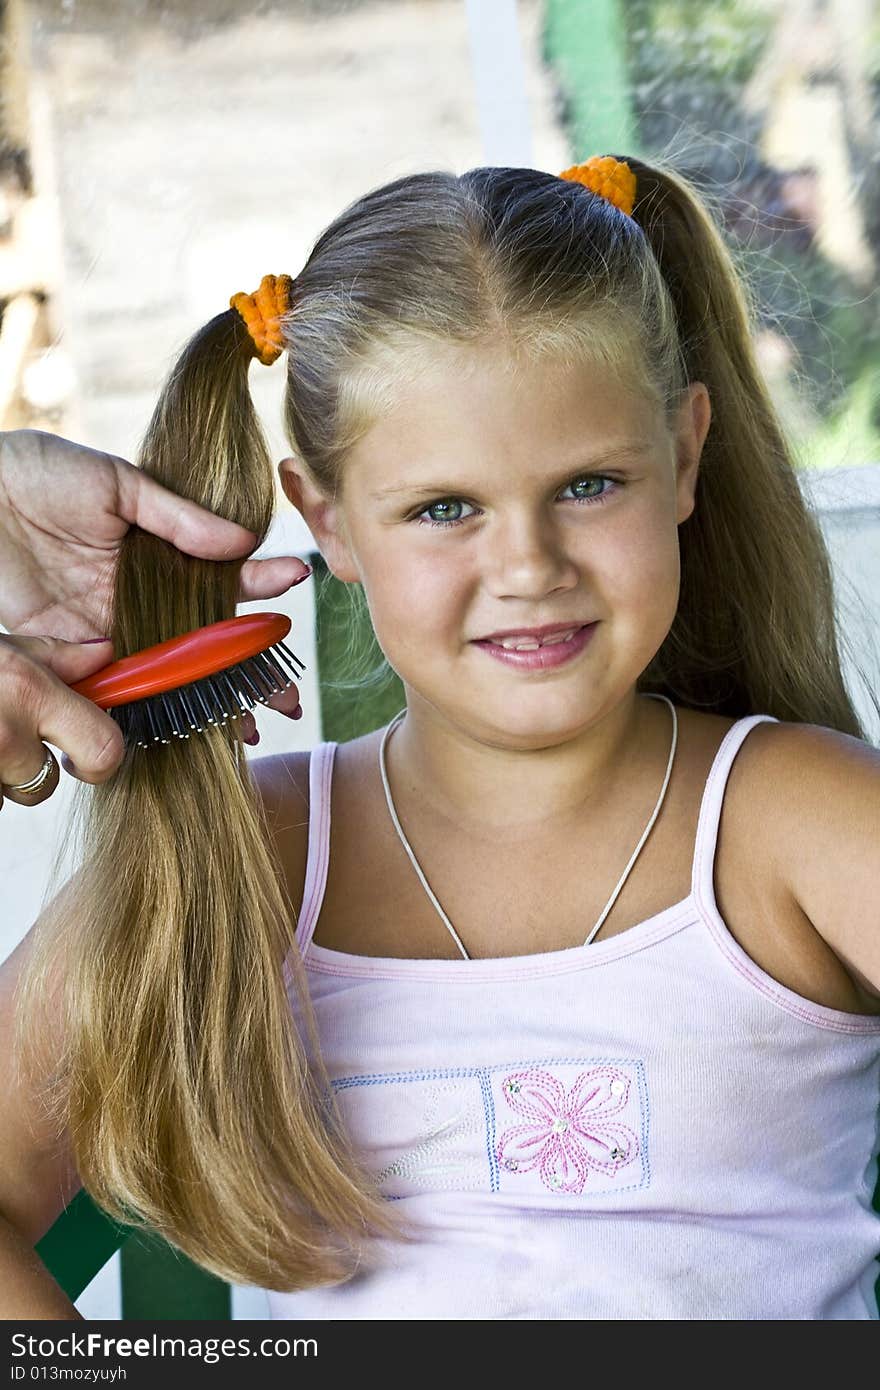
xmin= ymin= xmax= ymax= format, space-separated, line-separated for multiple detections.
xmin=6 ymin=154 xmax=880 ymax=1321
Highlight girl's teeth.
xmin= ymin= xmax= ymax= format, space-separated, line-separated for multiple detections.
xmin=495 ymin=628 xmax=579 ymax=650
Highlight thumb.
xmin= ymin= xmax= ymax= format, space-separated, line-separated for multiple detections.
xmin=42 ymin=636 xmax=115 ymax=685
xmin=120 ymin=467 xmax=257 ymax=560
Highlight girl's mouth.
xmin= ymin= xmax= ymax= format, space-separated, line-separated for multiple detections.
xmin=471 ymin=623 xmax=598 ymax=670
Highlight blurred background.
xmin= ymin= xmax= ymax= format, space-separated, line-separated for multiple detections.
xmin=1 ymin=0 xmax=879 ymax=1318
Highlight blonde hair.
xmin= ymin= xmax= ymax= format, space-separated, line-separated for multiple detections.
xmin=14 ymin=153 xmax=872 ymax=1293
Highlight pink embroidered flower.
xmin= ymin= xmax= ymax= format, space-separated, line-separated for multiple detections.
xmin=496 ymin=1066 xmax=639 ymax=1193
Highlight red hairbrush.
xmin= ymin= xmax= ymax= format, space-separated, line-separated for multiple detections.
xmin=69 ymin=612 xmax=306 ymax=749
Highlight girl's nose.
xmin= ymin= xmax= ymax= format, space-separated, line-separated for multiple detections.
xmin=483 ymin=512 xmax=578 ymax=599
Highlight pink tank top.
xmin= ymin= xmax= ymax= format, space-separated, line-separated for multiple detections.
xmin=273 ymin=713 xmax=880 ymax=1320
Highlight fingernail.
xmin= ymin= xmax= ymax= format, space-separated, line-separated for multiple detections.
xmin=83 ymin=637 xmax=111 ymax=644
xmin=291 ymin=564 xmax=313 ymax=586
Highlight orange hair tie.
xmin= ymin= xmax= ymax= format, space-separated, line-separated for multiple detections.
xmin=229 ymin=273 xmax=294 ymax=366
xmin=557 ymin=154 xmax=637 ymax=218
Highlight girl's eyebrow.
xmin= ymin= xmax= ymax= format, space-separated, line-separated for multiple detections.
xmin=369 ymin=442 xmax=655 ymax=499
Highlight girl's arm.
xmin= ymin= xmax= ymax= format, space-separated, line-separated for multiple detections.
xmin=0 ymin=885 xmax=84 ymax=1319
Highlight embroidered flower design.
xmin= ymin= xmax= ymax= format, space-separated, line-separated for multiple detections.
xmin=496 ymin=1066 xmax=639 ymax=1193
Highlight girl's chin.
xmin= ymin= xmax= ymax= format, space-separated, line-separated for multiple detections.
xmin=455 ymin=699 xmax=595 ymax=742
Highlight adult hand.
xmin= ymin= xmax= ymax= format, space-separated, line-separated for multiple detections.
xmin=0 ymin=430 xmax=309 ymax=804
xmin=0 ymin=429 xmax=311 ymax=639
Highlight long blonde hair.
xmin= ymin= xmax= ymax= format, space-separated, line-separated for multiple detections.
xmin=15 ymin=153 xmax=871 ymax=1293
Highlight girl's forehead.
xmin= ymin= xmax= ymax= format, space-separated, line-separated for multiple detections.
xmin=386 ymin=341 xmax=647 ymax=402
xmin=347 ymin=348 xmax=662 ymax=472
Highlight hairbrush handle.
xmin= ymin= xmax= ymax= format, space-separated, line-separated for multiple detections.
xmin=70 ymin=612 xmax=292 ymax=709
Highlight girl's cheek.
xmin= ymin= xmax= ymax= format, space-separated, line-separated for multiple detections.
xmin=372 ymin=570 xmax=463 ymax=654
xmin=394 ymin=557 xmax=464 ymax=608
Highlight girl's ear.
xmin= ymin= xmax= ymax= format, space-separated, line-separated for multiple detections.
xmin=673 ymin=382 xmax=711 ymax=525
xmin=277 ymin=458 xmax=362 ymax=583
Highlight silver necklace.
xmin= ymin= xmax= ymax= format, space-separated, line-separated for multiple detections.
xmin=378 ymin=693 xmax=678 ymax=961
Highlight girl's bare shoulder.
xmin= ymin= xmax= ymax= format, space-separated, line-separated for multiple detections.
xmin=620 ymin=708 xmax=875 ymax=1020
xmin=651 ymin=704 xmax=880 ymax=1017
xmin=248 ymin=731 xmax=377 ymax=917
xmin=0 ymin=874 xmax=85 ymax=1248
xmin=722 ymin=714 xmax=880 ymax=1011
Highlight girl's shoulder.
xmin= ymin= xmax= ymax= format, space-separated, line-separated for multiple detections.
xmin=650 ymin=707 xmax=880 ymax=1016
xmin=248 ymin=730 xmax=380 ymax=922
xmin=721 ymin=713 xmax=880 ymax=1011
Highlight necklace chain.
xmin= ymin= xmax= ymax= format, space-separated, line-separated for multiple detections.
xmin=378 ymin=694 xmax=678 ymax=962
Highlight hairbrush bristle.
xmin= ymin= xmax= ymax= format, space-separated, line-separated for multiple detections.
xmin=110 ymin=639 xmax=306 ymax=748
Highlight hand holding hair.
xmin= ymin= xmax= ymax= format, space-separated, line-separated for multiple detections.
xmin=0 ymin=428 xmax=312 ymax=638
xmin=0 ymin=429 xmax=312 ymax=805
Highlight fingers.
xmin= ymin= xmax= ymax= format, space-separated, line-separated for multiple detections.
xmin=232 ymin=685 xmax=304 ymax=750
xmin=115 ymin=462 xmax=259 ymax=560
xmin=237 ymin=709 xmax=259 ymax=746
xmin=262 ymin=686 xmax=303 ymax=720
xmin=117 ymin=467 xmax=317 ymax=592
xmin=0 ymin=635 xmax=125 ymax=809
xmin=236 ymin=557 xmax=312 ymax=603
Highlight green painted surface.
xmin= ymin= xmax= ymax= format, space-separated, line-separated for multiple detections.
xmin=120 ymin=1230 xmax=230 ymax=1321
xmin=542 ymin=0 xmax=640 ymax=158
xmin=35 ymin=1189 xmax=130 ymax=1303
xmin=35 ymin=1189 xmax=230 ymax=1318
xmin=312 ymin=554 xmax=405 ymax=742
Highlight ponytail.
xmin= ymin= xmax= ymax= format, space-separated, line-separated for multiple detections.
xmin=17 ymin=307 xmax=414 ymax=1291
xmin=626 ymin=155 xmax=869 ymax=734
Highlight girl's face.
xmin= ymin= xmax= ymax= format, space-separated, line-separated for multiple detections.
xmin=283 ymin=344 xmax=710 ymax=749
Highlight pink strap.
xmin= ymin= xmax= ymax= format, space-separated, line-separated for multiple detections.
xmin=692 ymin=713 xmax=778 ymax=908
xmin=293 ymin=741 xmax=338 ymax=958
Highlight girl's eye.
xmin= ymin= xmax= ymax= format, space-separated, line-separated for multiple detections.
xmin=413 ymin=475 xmax=620 ymax=529
xmin=417 ymin=498 xmax=476 ymax=528
xmin=559 ymin=475 xmax=619 ymax=506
